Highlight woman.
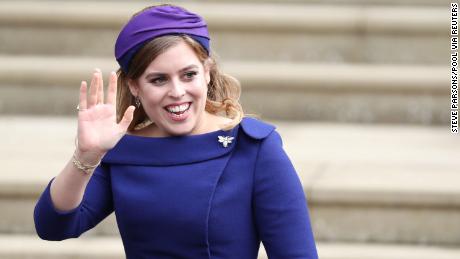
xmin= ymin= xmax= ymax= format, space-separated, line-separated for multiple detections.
xmin=34 ymin=4 xmax=318 ymax=259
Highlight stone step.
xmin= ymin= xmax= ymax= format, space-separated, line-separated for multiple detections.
xmin=284 ymin=122 xmax=460 ymax=245
xmin=0 ymin=235 xmax=124 ymax=259
xmin=0 ymin=55 xmax=449 ymax=124
xmin=0 ymin=1 xmax=448 ymax=64
xmin=319 ymin=242 xmax=460 ymax=259
xmin=199 ymin=0 xmax=454 ymax=6
xmin=0 ymin=116 xmax=459 ymax=245
xmin=0 ymin=0 xmax=453 ymax=6
xmin=2 ymin=235 xmax=460 ymax=259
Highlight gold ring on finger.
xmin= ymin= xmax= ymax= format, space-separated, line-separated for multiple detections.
xmin=77 ymin=105 xmax=86 ymax=112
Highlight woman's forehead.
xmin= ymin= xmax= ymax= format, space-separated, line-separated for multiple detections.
xmin=144 ymin=41 xmax=202 ymax=74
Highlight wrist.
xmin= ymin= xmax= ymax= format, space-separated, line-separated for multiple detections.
xmin=72 ymin=149 xmax=104 ymax=175
xmin=74 ymin=137 xmax=106 ymax=164
xmin=74 ymin=148 xmax=105 ymax=165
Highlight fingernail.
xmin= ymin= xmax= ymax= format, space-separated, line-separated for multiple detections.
xmin=94 ymin=68 xmax=101 ymax=73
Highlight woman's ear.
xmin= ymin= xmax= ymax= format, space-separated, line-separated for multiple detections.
xmin=127 ymin=79 xmax=139 ymax=96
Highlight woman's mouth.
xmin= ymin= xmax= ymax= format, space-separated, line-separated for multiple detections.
xmin=164 ymin=102 xmax=191 ymax=121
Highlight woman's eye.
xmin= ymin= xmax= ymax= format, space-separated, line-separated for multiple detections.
xmin=184 ymin=71 xmax=197 ymax=80
xmin=150 ymin=77 xmax=167 ymax=85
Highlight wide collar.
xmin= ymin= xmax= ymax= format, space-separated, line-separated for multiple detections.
xmin=102 ymin=123 xmax=239 ymax=166
xmin=101 ymin=117 xmax=275 ymax=166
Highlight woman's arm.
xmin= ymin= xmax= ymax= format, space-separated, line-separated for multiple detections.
xmin=34 ymin=70 xmax=134 ymax=240
xmin=50 ymin=149 xmax=105 ymax=212
xmin=34 ymin=162 xmax=114 ymax=241
xmin=253 ymin=130 xmax=318 ymax=259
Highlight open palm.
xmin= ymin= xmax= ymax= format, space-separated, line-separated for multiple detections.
xmin=77 ymin=69 xmax=135 ymax=155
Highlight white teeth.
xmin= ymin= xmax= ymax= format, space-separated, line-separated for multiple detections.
xmin=166 ymin=103 xmax=190 ymax=113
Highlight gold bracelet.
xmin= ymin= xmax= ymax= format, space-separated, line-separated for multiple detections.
xmin=72 ymin=152 xmax=100 ymax=174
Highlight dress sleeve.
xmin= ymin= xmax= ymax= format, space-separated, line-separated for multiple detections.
xmin=33 ymin=163 xmax=114 ymax=241
xmin=253 ymin=131 xmax=318 ymax=259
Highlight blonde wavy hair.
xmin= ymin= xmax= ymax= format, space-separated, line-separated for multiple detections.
xmin=115 ymin=12 xmax=246 ymax=132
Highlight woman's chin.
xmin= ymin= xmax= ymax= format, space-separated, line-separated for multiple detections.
xmin=162 ymin=120 xmax=196 ymax=136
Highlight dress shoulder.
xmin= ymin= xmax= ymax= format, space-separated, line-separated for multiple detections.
xmin=240 ymin=117 xmax=276 ymax=140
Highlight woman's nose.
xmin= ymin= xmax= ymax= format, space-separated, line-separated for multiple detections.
xmin=168 ymin=80 xmax=186 ymax=98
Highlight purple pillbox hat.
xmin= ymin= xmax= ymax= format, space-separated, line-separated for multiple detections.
xmin=115 ymin=5 xmax=210 ymax=73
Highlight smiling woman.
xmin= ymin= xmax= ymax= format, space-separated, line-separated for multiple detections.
xmin=115 ymin=5 xmax=243 ymax=137
xmin=33 ymin=4 xmax=318 ymax=259
xmin=119 ymin=35 xmax=237 ymax=137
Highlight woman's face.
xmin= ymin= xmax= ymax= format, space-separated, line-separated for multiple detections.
xmin=128 ymin=41 xmax=210 ymax=137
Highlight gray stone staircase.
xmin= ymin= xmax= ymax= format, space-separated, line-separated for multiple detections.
xmin=0 ymin=1 xmax=450 ymax=124
xmin=0 ymin=0 xmax=457 ymax=258
xmin=3 ymin=235 xmax=460 ymax=259
xmin=1 ymin=117 xmax=459 ymax=258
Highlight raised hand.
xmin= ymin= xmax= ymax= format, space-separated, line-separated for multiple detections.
xmin=76 ymin=69 xmax=135 ymax=159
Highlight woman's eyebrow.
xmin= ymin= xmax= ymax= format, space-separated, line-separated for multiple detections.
xmin=178 ymin=64 xmax=199 ymax=73
xmin=145 ymin=65 xmax=199 ymax=79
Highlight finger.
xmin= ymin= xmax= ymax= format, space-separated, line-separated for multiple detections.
xmin=118 ymin=106 xmax=136 ymax=130
xmin=79 ymin=81 xmax=87 ymax=111
xmin=107 ymin=71 xmax=117 ymax=105
xmin=96 ymin=68 xmax=104 ymax=104
xmin=88 ymin=70 xmax=98 ymax=108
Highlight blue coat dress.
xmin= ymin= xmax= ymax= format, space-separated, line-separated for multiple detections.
xmin=34 ymin=117 xmax=318 ymax=259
